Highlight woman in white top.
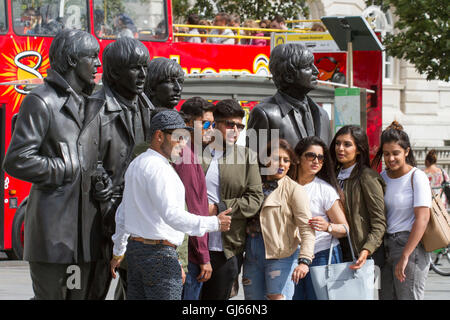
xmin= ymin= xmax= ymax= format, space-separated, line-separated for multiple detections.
xmin=292 ymin=136 xmax=349 ymax=300
xmin=372 ymin=121 xmax=431 ymax=300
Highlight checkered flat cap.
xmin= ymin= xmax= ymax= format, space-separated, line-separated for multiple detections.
xmin=150 ymin=110 xmax=193 ymax=135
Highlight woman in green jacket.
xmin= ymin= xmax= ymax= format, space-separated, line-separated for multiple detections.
xmin=330 ymin=125 xmax=387 ymax=269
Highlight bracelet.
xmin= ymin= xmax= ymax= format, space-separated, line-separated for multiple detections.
xmin=298 ymin=258 xmax=312 ymax=266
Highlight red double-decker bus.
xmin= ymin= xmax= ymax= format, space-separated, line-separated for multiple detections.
xmin=0 ymin=0 xmax=382 ymax=259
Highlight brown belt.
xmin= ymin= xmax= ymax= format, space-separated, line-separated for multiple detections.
xmin=130 ymin=237 xmax=177 ymax=249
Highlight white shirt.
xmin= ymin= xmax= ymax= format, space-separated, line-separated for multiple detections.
xmin=187 ymin=29 xmax=201 ymax=43
xmin=207 ymin=28 xmax=235 ymax=44
xmin=205 ymin=147 xmax=224 ymax=251
xmin=303 ymin=177 xmax=340 ymax=254
xmin=112 ymin=148 xmax=219 ymax=256
xmin=381 ymin=168 xmax=432 ymax=234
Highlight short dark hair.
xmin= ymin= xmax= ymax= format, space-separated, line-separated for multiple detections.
xmin=144 ymin=57 xmax=184 ymax=97
xmin=330 ymin=125 xmax=371 ymax=179
xmin=213 ymin=99 xmax=244 ymax=121
xmin=272 ymin=15 xmax=285 ymax=24
xmin=187 ymin=13 xmax=199 ymax=25
xmin=180 ymin=96 xmax=215 ymax=121
xmin=269 ymin=43 xmax=314 ymax=90
xmin=50 ymin=29 xmax=99 ymax=75
xmin=102 ymin=37 xmax=149 ymax=86
xmin=372 ymin=121 xmax=417 ymax=168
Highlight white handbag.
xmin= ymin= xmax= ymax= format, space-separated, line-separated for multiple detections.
xmin=309 ymin=225 xmax=375 ymax=300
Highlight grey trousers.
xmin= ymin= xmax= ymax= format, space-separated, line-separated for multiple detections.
xmin=29 ymin=261 xmax=97 ymax=300
xmin=380 ymin=231 xmax=430 ymax=300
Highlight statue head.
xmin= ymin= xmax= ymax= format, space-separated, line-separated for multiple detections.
xmin=102 ymin=37 xmax=150 ymax=100
xmin=269 ymin=43 xmax=319 ymax=99
xmin=49 ymin=29 xmax=100 ymax=94
xmin=144 ymin=57 xmax=184 ymax=109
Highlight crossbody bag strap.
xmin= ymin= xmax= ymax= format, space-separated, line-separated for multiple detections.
xmin=440 ymin=168 xmax=446 ymax=182
xmin=410 ymin=168 xmax=417 ymax=192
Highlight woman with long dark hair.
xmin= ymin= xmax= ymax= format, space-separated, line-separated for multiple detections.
xmin=243 ymin=139 xmax=315 ymax=300
xmin=372 ymin=121 xmax=431 ymax=300
xmin=292 ymin=136 xmax=349 ymax=300
xmin=330 ymin=125 xmax=386 ymax=271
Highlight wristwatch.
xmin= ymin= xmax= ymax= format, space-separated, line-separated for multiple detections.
xmin=298 ymin=258 xmax=312 ymax=266
xmin=327 ymin=223 xmax=333 ymax=233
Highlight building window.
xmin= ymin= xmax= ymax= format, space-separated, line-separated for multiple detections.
xmin=363 ymin=6 xmax=394 ymax=84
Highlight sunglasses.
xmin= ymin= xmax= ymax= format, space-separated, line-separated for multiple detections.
xmin=202 ymin=121 xmax=215 ymax=130
xmin=219 ymin=120 xmax=245 ymax=131
xmin=304 ymin=152 xmax=324 ymax=163
xmin=163 ymin=130 xmax=190 ymax=142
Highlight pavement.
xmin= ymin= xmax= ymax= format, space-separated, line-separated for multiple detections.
xmin=0 ymin=252 xmax=448 ymax=300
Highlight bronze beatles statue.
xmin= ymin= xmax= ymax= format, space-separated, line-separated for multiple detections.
xmin=247 ymin=43 xmax=332 ymax=160
xmin=88 ymin=37 xmax=153 ymax=300
xmin=144 ymin=57 xmax=184 ymax=110
xmin=3 ymin=29 xmax=105 ymax=299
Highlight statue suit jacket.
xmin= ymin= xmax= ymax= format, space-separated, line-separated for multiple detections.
xmin=87 ymin=84 xmax=154 ymax=237
xmin=247 ymin=91 xmax=332 ymax=157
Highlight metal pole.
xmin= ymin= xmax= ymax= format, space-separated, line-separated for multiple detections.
xmin=347 ymin=41 xmax=353 ymax=88
xmin=345 ymin=27 xmax=353 ymax=88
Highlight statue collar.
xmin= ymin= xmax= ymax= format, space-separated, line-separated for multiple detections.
xmin=103 ymin=83 xmax=124 ymax=113
xmin=274 ymin=91 xmax=308 ymax=118
xmin=45 ymin=69 xmax=74 ymax=94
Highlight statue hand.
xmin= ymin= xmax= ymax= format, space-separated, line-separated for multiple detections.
xmin=93 ymin=174 xmax=113 ymax=202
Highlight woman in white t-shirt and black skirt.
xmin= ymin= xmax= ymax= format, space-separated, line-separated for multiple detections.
xmin=292 ymin=136 xmax=349 ymax=300
xmin=372 ymin=121 xmax=432 ymax=300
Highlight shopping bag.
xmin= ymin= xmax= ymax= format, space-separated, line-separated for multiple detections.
xmin=421 ymin=193 xmax=450 ymax=252
xmin=309 ymin=226 xmax=375 ymax=300
xmin=411 ymin=170 xmax=450 ymax=252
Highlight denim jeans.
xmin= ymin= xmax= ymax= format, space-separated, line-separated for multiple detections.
xmin=293 ymin=245 xmax=343 ymax=300
xmin=126 ymin=240 xmax=182 ymax=300
xmin=182 ymin=262 xmax=203 ymax=300
xmin=243 ymin=233 xmax=299 ymax=300
xmin=380 ymin=231 xmax=430 ymax=300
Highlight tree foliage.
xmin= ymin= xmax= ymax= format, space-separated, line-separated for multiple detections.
xmin=173 ymin=0 xmax=309 ymax=22
xmin=367 ymin=0 xmax=449 ymax=81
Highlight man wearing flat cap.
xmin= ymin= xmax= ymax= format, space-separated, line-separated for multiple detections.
xmin=110 ymin=110 xmax=232 ymax=300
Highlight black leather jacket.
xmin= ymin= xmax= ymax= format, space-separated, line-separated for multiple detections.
xmin=3 ymin=70 xmax=103 ymax=263
xmin=247 ymin=91 xmax=332 ymax=157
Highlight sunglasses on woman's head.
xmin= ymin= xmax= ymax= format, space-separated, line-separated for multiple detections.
xmin=304 ymin=152 xmax=324 ymax=163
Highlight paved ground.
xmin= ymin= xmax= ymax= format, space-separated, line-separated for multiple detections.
xmin=0 ymin=252 xmax=448 ymax=300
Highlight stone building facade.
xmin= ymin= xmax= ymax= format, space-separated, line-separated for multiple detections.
xmin=307 ymin=0 xmax=450 ymax=148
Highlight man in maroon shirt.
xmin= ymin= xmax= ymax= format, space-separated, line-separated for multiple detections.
xmin=174 ymin=97 xmax=216 ymax=300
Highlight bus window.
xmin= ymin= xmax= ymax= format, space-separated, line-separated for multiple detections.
xmin=12 ymin=0 xmax=88 ymax=36
xmin=93 ymin=0 xmax=168 ymax=41
xmin=0 ymin=0 xmax=6 ymax=33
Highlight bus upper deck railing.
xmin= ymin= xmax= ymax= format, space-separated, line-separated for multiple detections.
xmin=173 ymin=19 xmax=325 ymax=43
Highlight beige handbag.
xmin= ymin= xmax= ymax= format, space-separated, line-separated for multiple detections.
xmin=411 ymin=170 xmax=450 ymax=252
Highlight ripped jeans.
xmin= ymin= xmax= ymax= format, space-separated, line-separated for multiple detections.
xmin=243 ymin=233 xmax=299 ymax=300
